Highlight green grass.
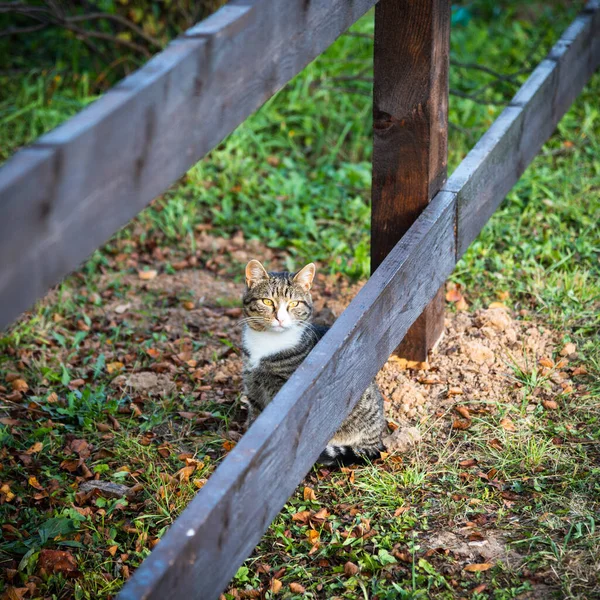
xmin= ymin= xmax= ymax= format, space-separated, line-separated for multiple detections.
xmin=1 ymin=0 xmax=599 ymax=598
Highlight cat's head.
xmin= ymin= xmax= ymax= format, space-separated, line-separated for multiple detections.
xmin=242 ymin=259 xmax=315 ymax=332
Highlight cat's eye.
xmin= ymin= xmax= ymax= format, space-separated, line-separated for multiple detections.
xmin=261 ymin=298 xmax=274 ymax=307
xmin=288 ymin=301 xmax=299 ymax=308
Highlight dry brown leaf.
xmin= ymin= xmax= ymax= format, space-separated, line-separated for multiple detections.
xmin=455 ymin=405 xmax=470 ymax=419
xmin=499 ymin=417 xmax=516 ymax=432
xmin=69 ymin=379 xmax=85 ymax=389
xmin=107 ymin=545 xmax=118 ymax=556
xmin=573 ymin=366 xmax=587 ymax=376
xmin=25 ymin=441 xmax=43 ymax=455
xmin=459 ymin=458 xmax=477 ymax=468
xmin=270 ymin=578 xmax=282 ymax=594
xmin=292 ymin=511 xmax=311 ymax=524
xmin=456 ymin=297 xmax=469 ymax=311
xmin=138 ymin=269 xmax=157 ymax=280
xmin=107 ymin=361 xmax=124 ymax=374
xmin=446 ymin=287 xmax=463 ymax=303
xmin=175 ymin=466 xmax=195 ymax=483
xmin=344 ymin=561 xmax=359 ymax=576
xmin=312 ymin=507 xmax=329 ymax=521
xmin=38 ymin=549 xmax=78 ymax=576
xmin=28 ymin=476 xmax=44 ymax=490
xmin=542 ymin=400 xmax=558 ymax=410
xmin=289 ymin=582 xmax=305 ymax=594
xmin=11 ymin=379 xmax=28 ymax=393
xmin=222 ymin=440 xmax=236 ymax=452
xmin=303 ymin=486 xmax=317 ymax=502
xmin=560 ymin=342 xmax=576 ymax=356
xmin=182 ymin=301 xmax=195 ymax=311
xmin=47 ymin=392 xmax=58 ymax=403
xmin=306 ymin=529 xmax=319 ymax=544
xmin=539 ymin=357 xmax=554 ymax=368
xmin=489 ymin=438 xmax=503 ymax=451
xmin=464 ymin=563 xmax=492 ymax=572
xmin=394 ymin=505 xmax=410 ymax=517
xmin=448 ymin=387 xmax=464 ymax=397
xmin=488 ymin=302 xmax=506 ymax=310
xmin=452 ymin=418 xmax=471 ymax=430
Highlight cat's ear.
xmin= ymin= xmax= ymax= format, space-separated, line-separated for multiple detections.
xmin=245 ymin=260 xmax=269 ymax=288
xmin=293 ymin=263 xmax=316 ymax=292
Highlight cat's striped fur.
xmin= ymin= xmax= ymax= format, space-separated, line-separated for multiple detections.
xmin=241 ymin=260 xmax=386 ymax=466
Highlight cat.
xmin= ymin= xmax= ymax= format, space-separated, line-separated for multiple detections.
xmin=240 ymin=259 xmax=386 ymax=465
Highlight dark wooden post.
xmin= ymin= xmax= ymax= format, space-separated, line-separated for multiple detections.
xmin=371 ymin=0 xmax=450 ymax=361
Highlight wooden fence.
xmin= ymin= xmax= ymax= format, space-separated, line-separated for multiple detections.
xmin=0 ymin=0 xmax=599 ymax=598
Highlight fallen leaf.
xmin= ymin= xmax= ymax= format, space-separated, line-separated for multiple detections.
xmin=38 ymin=549 xmax=78 ymax=577
xmin=107 ymin=545 xmax=118 ymax=556
xmin=459 ymin=458 xmax=477 ymax=468
xmin=0 ymin=484 xmax=15 ymax=502
xmin=1 ymin=587 xmax=28 ymax=600
xmin=138 ymin=269 xmax=157 ymax=280
xmin=28 ymin=476 xmax=44 ymax=490
xmin=344 ymin=561 xmax=359 ymax=576
xmin=394 ymin=505 xmax=410 ymax=517
xmin=270 ymin=578 xmax=282 ymax=594
xmin=78 ymin=481 xmax=139 ymax=499
xmin=572 ymin=366 xmax=587 ymax=376
xmin=306 ymin=529 xmax=319 ymax=544
xmin=560 ymin=342 xmax=576 ymax=356
xmin=452 ymin=418 xmax=471 ymax=430
xmin=539 ymin=357 xmax=554 ymax=368
xmin=499 ymin=417 xmax=516 ymax=431
xmin=489 ymin=438 xmax=503 ymax=451
xmin=222 ymin=440 xmax=236 ymax=452
xmin=25 ymin=441 xmax=43 ymax=455
xmin=446 ymin=287 xmax=463 ymax=303
xmin=488 ymin=302 xmax=506 ymax=309
xmin=464 ymin=563 xmax=492 ymax=572
xmin=456 ymin=297 xmax=469 ymax=311
xmin=69 ymin=379 xmax=85 ymax=389
xmin=11 ymin=379 xmax=28 ymax=393
xmin=292 ymin=511 xmax=311 ymax=524
xmin=175 ymin=466 xmax=195 ymax=483
xmin=47 ymin=392 xmax=58 ymax=403
xmin=303 ymin=487 xmax=317 ymax=502
xmin=107 ymin=361 xmax=124 ymax=374
xmin=182 ymin=301 xmax=195 ymax=311
xmin=542 ymin=400 xmax=558 ymax=410
xmin=289 ymin=583 xmax=305 ymax=593
xmin=455 ymin=405 xmax=470 ymax=419
xmin=448 ymin=387 xmax=464 ymax=397
xmin=312 ymin=508 xmax=329 ymax=521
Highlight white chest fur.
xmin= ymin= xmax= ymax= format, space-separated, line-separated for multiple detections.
xmin=243 ymin=326 xmax=303 ymax=368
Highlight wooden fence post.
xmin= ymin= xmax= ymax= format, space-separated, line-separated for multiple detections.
xmin=371 ymin=0 xmax=451 ymax=362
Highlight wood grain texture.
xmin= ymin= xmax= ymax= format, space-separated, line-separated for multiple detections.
xmin=117 ymin=191 xmax=457 ymax=600
xmin=446 ymin=0 xmax=600 ymax=258
xmin=0 ymin=0 xmax=377 ymax=331
xmin=371 ymin=0 xmax=451 ymax=361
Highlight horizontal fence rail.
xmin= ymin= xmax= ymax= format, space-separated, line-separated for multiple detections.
xmin=117 ymin=4 xmax=600 ymax=598
xmin=0 ymin=0 xmax=377 ymax=332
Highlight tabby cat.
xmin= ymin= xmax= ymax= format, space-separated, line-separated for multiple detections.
xmin=241 ymin=259 xmax=386 ymax=465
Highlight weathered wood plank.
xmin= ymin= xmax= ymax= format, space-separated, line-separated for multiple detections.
xmin=0 ymin=0 xmax=378 ymax=331
xmin=446 ymin=0 xmax=600 ymax=258
xmin=371 ymin=0 xmax=451 ymax=361
xmin=118 ymin=191 xmax=458 ymax=600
